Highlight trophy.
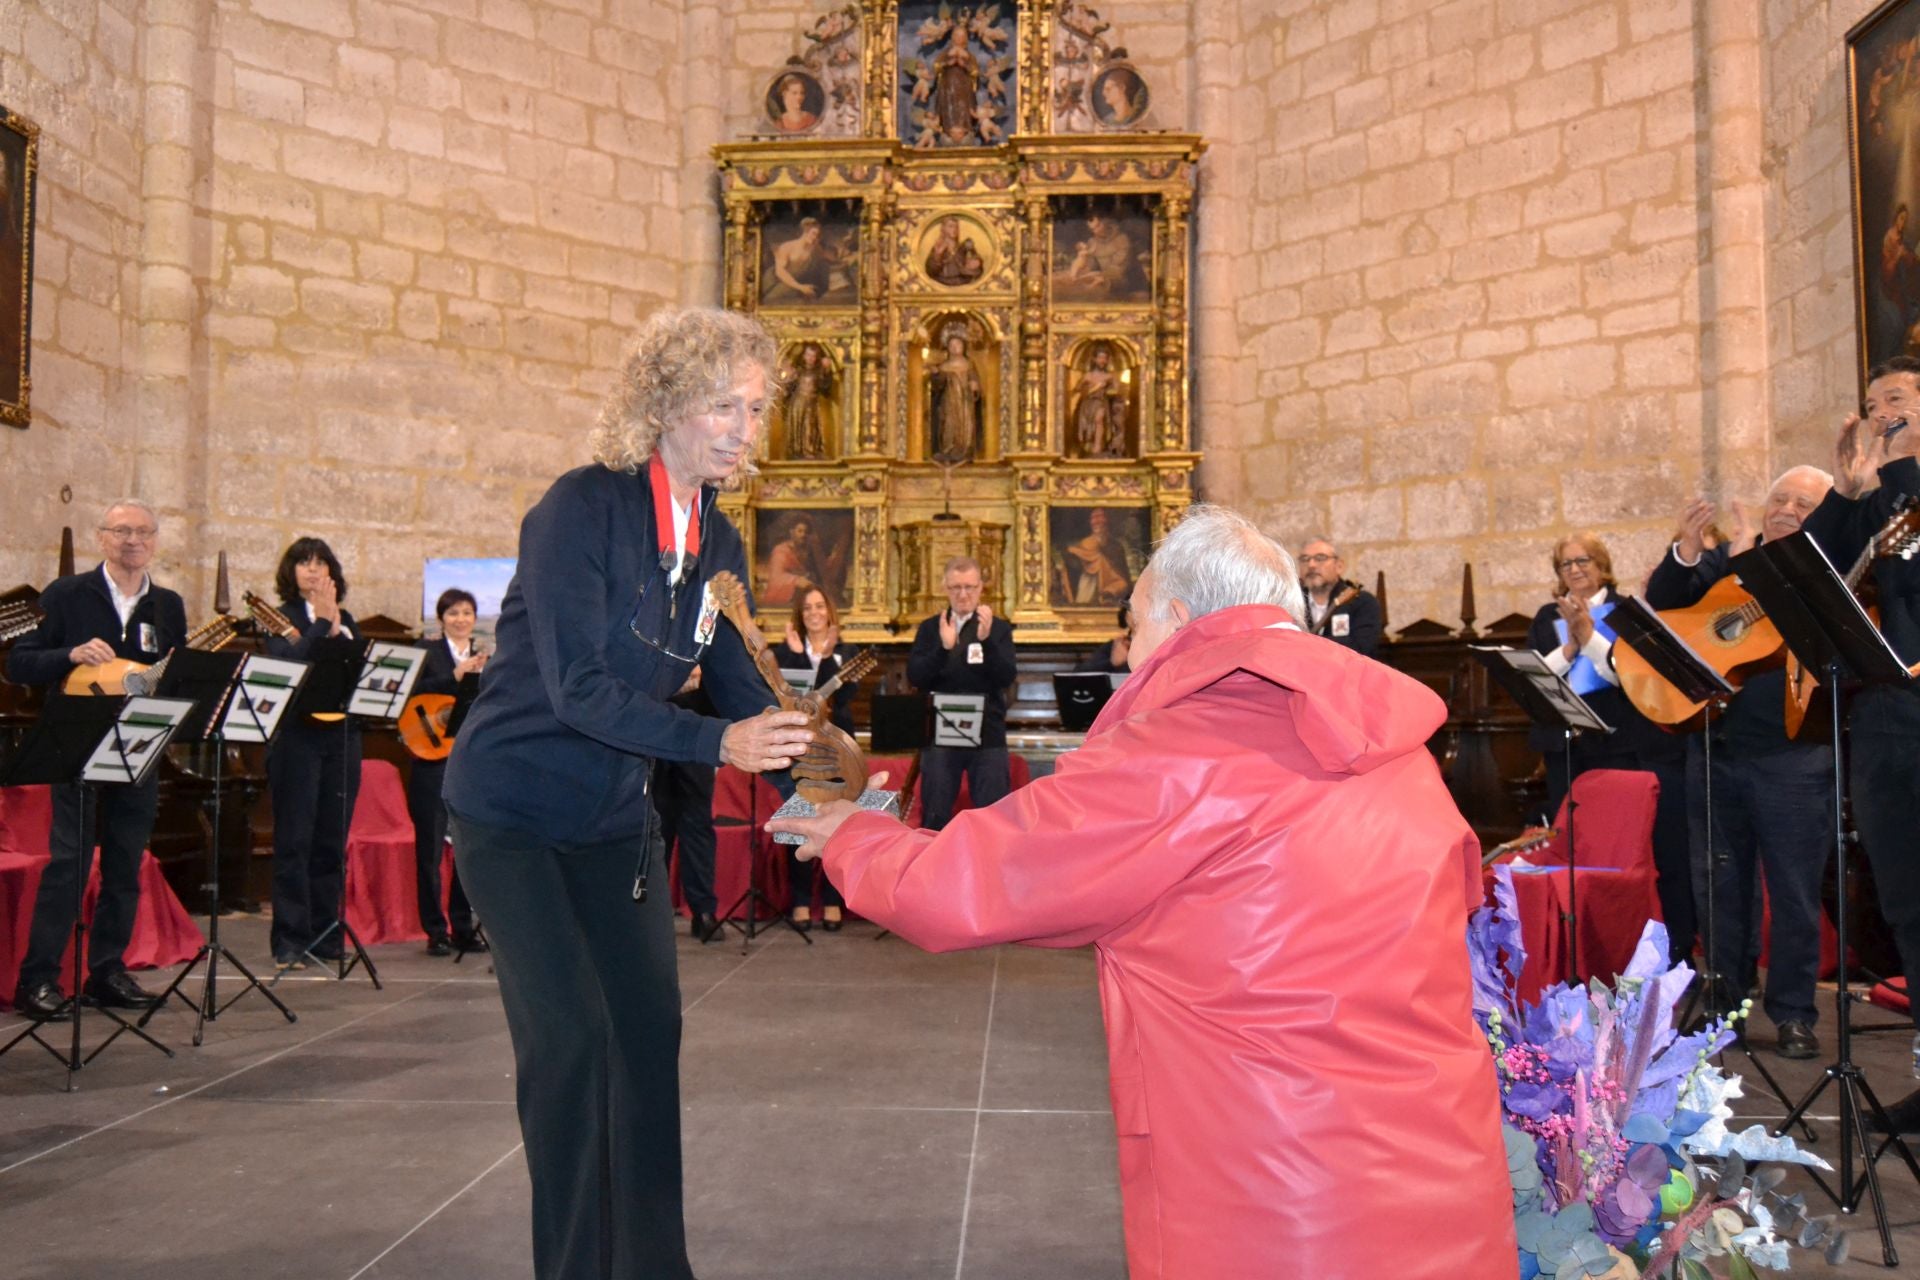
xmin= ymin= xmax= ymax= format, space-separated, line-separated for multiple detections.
xmin=706 ymin=572 xmax=901 ymax=840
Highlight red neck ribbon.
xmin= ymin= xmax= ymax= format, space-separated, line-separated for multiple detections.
xmin=649 ymin=454 xmax=701 ymax=563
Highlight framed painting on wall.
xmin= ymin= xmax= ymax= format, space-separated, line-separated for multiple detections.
xmin=754 ymin=507 xmax=855 ymax=612
xmin=1849 ymin=0 xmax=1920 ymax=384
xmin=0 ymin=104 xmax=38 ymax=429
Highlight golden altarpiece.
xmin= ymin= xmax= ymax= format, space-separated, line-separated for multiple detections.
xmin=714 ymin=0 xmax=1201 ymax=642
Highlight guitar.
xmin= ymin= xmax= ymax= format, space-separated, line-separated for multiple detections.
xmin=1614 ymin=576 xmax=1784 ymax=725
xmin=1481 ymin=825 xmax=1555 ymax=869
xmin=708 ymin=571 xmax=868 ymax=805
xmin=64 ymin=614 xmax=239 ymax=696
xmin=1783 ymin=502 xmax=1920 ymax=738
xmin=0 ymin=597 xmax=44 ymax=644
xmin=397 ymin=644 xmax=487 ymax=761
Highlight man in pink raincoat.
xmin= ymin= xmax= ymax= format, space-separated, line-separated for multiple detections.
xmin=771 ymin=505 xmax=1517 ymax=1278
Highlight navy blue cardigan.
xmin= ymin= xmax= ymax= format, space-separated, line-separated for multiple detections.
xmin=445 ymin=463 xmax=784 ymax=843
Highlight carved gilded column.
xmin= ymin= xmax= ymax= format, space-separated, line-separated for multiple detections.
xmin=1016 ymin=192 xmax=1050 ymax=454
xmin=861 ymin=0 xmax=898 ymax=139
xmin=1020 ymin=0 xmax=1057 ymax=137
xmin=857 ymin=190 xmax=892 ymax=455
xmin=722 ymin=197 xmax=758 ymax=313
xmin=846 ymin=463 xmax=892 ymax=633
xmin=1153 ymin=190 xmax=1191 ymax=454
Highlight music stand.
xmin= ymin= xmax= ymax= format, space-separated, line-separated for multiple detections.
xmin=0 ymin=695 xmax=194 ymax=1088
xmin=1735 ymin=533 xmax=1920 ymax=1265
xmin=1472 ymin=646 xmax=1613 ymax=982
xmin=140 ymin=651 xmax=305 ymax=1044
xmin=1608 ymin=599 xmax=1810 ymax=1137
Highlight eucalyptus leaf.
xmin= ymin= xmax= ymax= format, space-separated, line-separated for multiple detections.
xmin=1825 ymin=1230 xmax=1851 ymax=1266
xmin=1721 ymin=1151 xmax=1747 ymax=1188
xmin=1751 ymin=1166 xmax=1786 ymax=1193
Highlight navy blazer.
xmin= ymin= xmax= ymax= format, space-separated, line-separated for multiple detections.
xmin=445 ymin=463 xmax=785 ymax=843
xmin=6 ymin=565 xmax=188 ymax=691
xmin=1803 ymin=455 xmax=1920 ymax=735
xmin=905 ymin=610 xmax=1018 ymax=748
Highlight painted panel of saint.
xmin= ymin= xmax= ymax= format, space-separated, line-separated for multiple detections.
xmin=0 ymin=108 xmax=35 ymax=428
xmin=760 ymin=204 xmax=859 ymax=306
xmin=1089 ymin=65 xmax=1149 ymax=129
xmin=1051 ymin=200 xmax=1152 ymax=304
xmin=1049 ymin=506 xmax=1148 ymax=609
xmin=1851 ymin=1 xmax=1920 ymax=380
xmin=755 ymin=508 xmax=855 ymax=610
xmin=921 ymin=213 xmax=987 ymax=287
xmin=765 ymin=69 xmax=826 ymax=136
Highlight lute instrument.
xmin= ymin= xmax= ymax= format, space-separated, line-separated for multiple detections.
xmin=65 ymin=614 xmax=239 ymax=696
xmin=707 ymin=571 xmax=869 ymax=805
xmin=0 ymin=597 xmax=44 ymax=645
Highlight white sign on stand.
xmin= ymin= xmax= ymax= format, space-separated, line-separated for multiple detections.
xmin=83 ymin=698 xmax=195 ymax=784
xmin=220 ymin=655 xmax=310 ymax=744
xmin=931 ymin=693 xmax=985 ymax=748
xmin=348 ymin=643 xmax=428 ymax=720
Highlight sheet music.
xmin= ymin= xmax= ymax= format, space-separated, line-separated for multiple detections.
xmin=931 ymin=693 xmax=986 ymax=748
xmin=220 ymin=655 xmax=310 ymax=744
xmin=348 ymin=643 xmax=428 ymax=720
xmin=83 ymin=697 xmax=194 ymax=785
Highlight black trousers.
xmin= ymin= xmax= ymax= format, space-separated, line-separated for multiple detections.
xmin=405 ymin=758 xmax=474 ymax=939
xmin=449 ymin=809 xmax=693 ymax=1280
xmin=653 ymin=759 xmax=716 ymax=917
xmin=1688 ymin=737 xmax=1833 ymax=1027
xmin=1544 ymin=748 xmax=1695 ymax=964
xmin=1853 ymin=731 xmax=1920 ymax=1032
xmin=918 ymin=745 xmax=1011 ymax=832
xmin=16 ymin=774 xmax=159 ymax=992
xmin=268 ymin=718 xmax=361 ymax=958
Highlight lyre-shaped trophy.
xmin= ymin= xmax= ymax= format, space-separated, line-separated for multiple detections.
xmin=706 ymin=572 xmax=900 ymax=839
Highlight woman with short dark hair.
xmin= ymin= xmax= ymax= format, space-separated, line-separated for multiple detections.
xmin=405 ymin=587 xmax=488 ymax=955
xmin=265 ymin=536 xmax=360 ymax=970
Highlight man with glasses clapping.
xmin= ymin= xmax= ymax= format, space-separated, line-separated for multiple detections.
xmin=5 ymin=499 xmax=186 ymax=1020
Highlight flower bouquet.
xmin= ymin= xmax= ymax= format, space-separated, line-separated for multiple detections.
xmin=1472 ymin=868 xmax=1839 ymax=1279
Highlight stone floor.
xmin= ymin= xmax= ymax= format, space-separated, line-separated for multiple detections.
xmin=0 ymin=916 xmax=1916 ymax=1279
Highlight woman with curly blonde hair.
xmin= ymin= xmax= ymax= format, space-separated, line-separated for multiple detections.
xmin=446 ymin=306 xmax=813 ymax=1279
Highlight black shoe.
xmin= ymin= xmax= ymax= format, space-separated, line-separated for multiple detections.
xmin=425 ymin=934 xmax=452 ymax=957
xmin=1775 ymin=1021 xmax=1819 ymax=1060
xmin=1868 ymin=1087 xmax=1920 ymax=1135
xmin=452 ymin=932 xmax=489 ymax=953
xmin=84 ymin=971 xmax=162 ymax=1010
xmin=272 ymin=950 xmax=306 ymax=972
xmin=14 ymin=981 xmax=73 ymax=1021
xmin=692 ymin=913 xmax=724 ymax=943
xmin=821 ymin=907 xmax=843 ymax=933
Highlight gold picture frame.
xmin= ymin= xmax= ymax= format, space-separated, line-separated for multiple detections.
xmin=0 ymin=104 xmax=38 ymax=429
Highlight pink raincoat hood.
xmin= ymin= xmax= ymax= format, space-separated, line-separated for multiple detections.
xmin=1096 ymin=601 xmax=1448 ymax=777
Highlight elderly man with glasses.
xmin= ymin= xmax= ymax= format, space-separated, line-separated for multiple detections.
xmin=5 ymin=499 xmax=188 ymax=1020
xmin=1295 ymin=536 xmax=1382 ymax=655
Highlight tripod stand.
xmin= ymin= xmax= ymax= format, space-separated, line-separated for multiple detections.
xmin=721 ymin=767 xmax=811 ymax=948
xmin=1737 ymin=535 xmax=1920 ymax=1267
xmin=0 ymin=698 xmax=187 ymax=1088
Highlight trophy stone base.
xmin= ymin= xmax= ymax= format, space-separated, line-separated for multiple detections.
xmin=767 ymin=790 xmax=903 ymax=844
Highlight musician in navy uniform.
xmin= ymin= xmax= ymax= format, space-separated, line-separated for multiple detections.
xmin=1647 ymin=473 xmax=1833 ymax=1058
xmin=1803 ymin=355 xmax=1920 ymax=1128
xmin=6 ymin=499 xmax=185 ymax=1020
xmin=443 ymin=307 xmax=813 ymax=1279
xmin=775 ymin=584 xmax=860 ymax=930
xmin=405 ymin=587 xmax=487 ymax=956
xmin=906 ymin=557 xmax=1018 ymax=832
xmin=1296 ymin=538 xmax=1382 ymax=656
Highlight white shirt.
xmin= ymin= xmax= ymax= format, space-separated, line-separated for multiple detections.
xmin=668 ymin=493 xmax=695 ymax=585
xmin=102 ymin=565 xmax=150 ymax=632
xmin=446 ymin=637 xmax=472 ymax=664
xmin=1542 ymin=587 xmax=1618 ymax=687
xmin=803 ymin=634 xmax=826 ymax=679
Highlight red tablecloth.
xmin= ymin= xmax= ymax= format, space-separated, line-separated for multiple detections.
xmin=343 ymin=759 xmax=443 ymax=944
xmin=1484 ymin=859 xmax=1661 ymax=1005
xmin=0 ymin=785 xmax=204 ymax=1009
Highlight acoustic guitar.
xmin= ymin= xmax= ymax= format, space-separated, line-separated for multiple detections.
xmin=396 ymin=644 xmax=487 ymax=761
xmin=1782 ymin=502 xmax=1920 ymax=738
xmin=1614 ymin=576 xmax=1784 ymax=725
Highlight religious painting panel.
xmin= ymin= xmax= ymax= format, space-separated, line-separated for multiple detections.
xmin=759 ymin=200 xmax=861 ymax=307
xmin=1061 ymin=337 xmax=1138 ymax=459
xmin=1050 ymin=195 xmax=1153 ymax=305
xmin=0 ymin=105 xmax=37 ymax=429
xmin=755 ymin=506 xmax=856 ymax=612
xmin=1089 ymin=63 xmax=1150 ymax=130
xmin=1850 ymin=0 xmax=1920 ymax=382
xmin=764 ymin=68 xmax=829 ymax=137
xmin=914 ymin=209 xmax=999 ymax=289
xmin=897 ymin=1 xmax=1017 ymax=148
xmin=772 ymin=339 xmax=845 ymax=460
xmin=1048 ymin=504 xmax=1148 ymax=612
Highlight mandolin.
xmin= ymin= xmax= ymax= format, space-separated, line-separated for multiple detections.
xmin=1614 ymin=576 xmax=1784 ymax=725
xmin=0 ymin=597 xmax=44 ymax=645
xmin=65 ymin=614 xmax=240 ymax=696
xmin=707 ymin=570 xmax=868 ymax=805
xmin=1782 ymin=502 xmax=1920 ymax=738
xmin=242 ymin=591 xmax=301 ymax=642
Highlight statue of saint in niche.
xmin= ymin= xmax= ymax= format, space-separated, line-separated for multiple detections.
xmin=924 ymin=215 xmax=985 ymax=286
xmin=927 ymin=324 xmax=984 ymax=463
xmin=1069 ymin=342 xmax=1128 ymax=457
xmin=778 ymin=342 xmax=833 ymax=459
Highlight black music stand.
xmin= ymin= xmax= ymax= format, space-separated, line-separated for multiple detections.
xmin=1735 ymin=533 xmax=1920 ymax=1265
xmin=719 ymin=763 xmax=812 ymax=948
xmin=1607 ymin=599 xmax=1810 ymax=1136
xmin=1472 ymin=646 xmax=1613 ymax=983
xmin=140 ymin=650 xmax=302 ymax=1045
xmin=0 ymin=696 xmax=189 ymax=1088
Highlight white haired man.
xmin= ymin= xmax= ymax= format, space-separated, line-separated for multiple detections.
xmin=771 ymin=504 xmax=1514 ymax=1278
xmin=1648 ymin=468 xmax=1835 ymax=1060
xmin=6 ymin=499 xmax=187 ymax=1019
